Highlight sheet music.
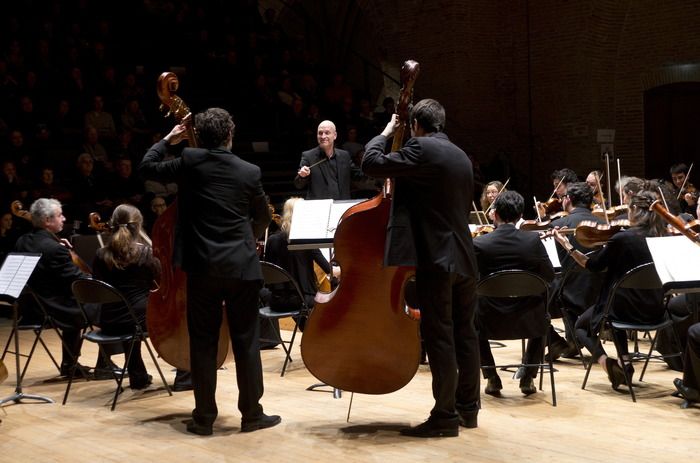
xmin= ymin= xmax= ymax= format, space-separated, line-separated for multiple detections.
xmin=327 ymin=200 xmax=363 ymax=236
xmin=646 ymin=235 xmax=700 ymax=285
xmin=288 ymin=199 xmax=334 ymax=241
xmin=288 ymin=199 xmax=364 ymax=242
xmin=541 ymin=236 xmax=562 ymax=269
xmin=0 ymin=253 xmax=41 ymax=299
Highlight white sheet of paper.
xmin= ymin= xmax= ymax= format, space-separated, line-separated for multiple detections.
xmin=646 ymin=235 xmax=700 ymax=285
xmin=288 ymin=199 xmax=334 ymax=241
xmin=0 ymin=254 xmax=41 ymax=299
xmin=541 ymin=236 xmax=562 ymax=269
xmin=327 ymin=200 xmax=364 ymax=237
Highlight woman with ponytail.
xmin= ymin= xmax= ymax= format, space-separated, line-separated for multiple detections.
xmin=92 ymin=204 xmax=161 ymax=390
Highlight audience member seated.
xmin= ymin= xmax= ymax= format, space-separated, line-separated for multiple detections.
xmin=84 ymin=95 xmax=117 ymax=144
xmin=473 ymin=190 xmax=555 ymax=396
xmin=92 ymin=204 xmax=161 ymax=390
xmin=30 ymin=166 xmax=72 ymax=203
xmin=107 ymin=157 xmax=144 ymax=207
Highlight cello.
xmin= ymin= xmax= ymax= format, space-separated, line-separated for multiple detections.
xmin=300 ymin=60 xmax=422 ymax=394
xmin=146 ymin=72 xmax=229 ymax=371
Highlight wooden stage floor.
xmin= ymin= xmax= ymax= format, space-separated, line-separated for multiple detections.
xmin=1 ymin=318 xmax=698 ymax=462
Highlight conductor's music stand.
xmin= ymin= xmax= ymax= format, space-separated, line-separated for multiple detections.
xmin=0 ymin=253 xmax=54 ymax=406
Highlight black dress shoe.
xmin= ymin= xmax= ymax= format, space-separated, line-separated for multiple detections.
xmin=400 ymin=418 xmax=459 ymax=438
xmin=60 ymin=363 xmax=91 ymax=379
xmin=172 ymin=370 xmax=193 ymax=391
xmin=605 ymin=358 xmax=627 ymax=391
xmin=129 ymin=374 xmax=153 ymax=390
xmin=458 ymin=411 xmax=478 ymax=429
xmin=241 ymin=414 xmax=281 ymax=432
xmin=519 ymin=377 xmax=537 ymax=395
xmin=484 ymin=376 xmax=503 ymax=396
xmin=545 ymin=339 xmax=572 ymax=362
xmin=185 ymin=419 xmax=213 ymax=436
xmin=674 ymin=378 xmax=700 ymax=402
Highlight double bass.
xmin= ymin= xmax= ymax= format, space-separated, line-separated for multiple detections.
xmin=146 ymin=72 xmax=229 ymax=371
xmin=300 ymin=60 xmax=422 ymax=394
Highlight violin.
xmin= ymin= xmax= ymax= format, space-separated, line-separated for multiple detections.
xmin=11 ymin=200 xmax=92 ymax=274
xmin=542 ymin=219 xmax=629 ymax=249
xmin=592 ymin=204 xmax=629 ymax=221
xmin=650 ymin=200 xmax=700 ymax=244
xmin=471 ymin=224 xmax=495 ymax=237
xmin=520 ymin=219 xmax=552 ymax=231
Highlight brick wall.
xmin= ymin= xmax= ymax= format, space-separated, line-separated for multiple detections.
xmin=349 ymin=0 xmax=700 ymax=202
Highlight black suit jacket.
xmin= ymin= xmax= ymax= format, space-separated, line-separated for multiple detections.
xmin=549 ymin=207 xmax=605 ymax=316
xmin=473 ymin=224 xmax=555 ymax=339
xmin=362 ymin=133 xmax=477 ymax=277
xmin=293 ymin=146 xmax=355 ymax=200
xmin=14 ymin=228 xmax=89 ymax=326
xmin=139 ymin=139 xmax=271 ymax=280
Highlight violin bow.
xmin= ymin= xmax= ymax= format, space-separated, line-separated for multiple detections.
xmin=677 ymin=162 xmax=694 ymax=200
xmin=617 ymin=158 xmax=623 ymax=206
xmin=657 ymin=185 xmax=671 ymax=211
xmin=594 ymin=172 xmax=609 ymax=225
xmin=549 ymin=177 xmax=565 ymax=200
xmin=471 ymin=201 xmax=485 ymax=225
xmin=604 ymin=152 xmax=612 ymax=208
xmin=484 ymin=178 xmax=510 ymax=216
xmin=534 ymin=196 xmax=543 ymax=221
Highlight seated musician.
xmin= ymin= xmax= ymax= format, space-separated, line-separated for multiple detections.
xmin=535 ymin=168 xmax=578 ymax=218
xmin=613 ymin=176 xmax=645 ymax=220
xmin=670 ymin=163 xmax=697 ymax=218
xmin=473 ymin=190 xmax=555 ymax=396
xmin=674 ymin=322 xmax=700 ymax=407
xmin=585 ymin=170 xmax=605 ymax=208
xmin=547 ymin=182 xmax=605 ymax=360
xmin=552 ymin=190 xmax=667 ymax=391
xmin=13 ymin=198 xmax=103 ymax=377
xmin=92 ymin=204 xmax=161 ymax=390
xmin=479 ymin=180 xmax=505 ymax=222
xmin=263 ymin=197 xmax=337 ymax=317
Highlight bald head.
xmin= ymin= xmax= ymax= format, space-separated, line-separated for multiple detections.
xmin=317 ymin=120 xmax=337 ymax=155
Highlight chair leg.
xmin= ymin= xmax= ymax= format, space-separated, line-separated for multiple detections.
xmin=110 ymin=342 xmax=132 ymax=411
xmin=581 ymin=357 xmax=594 ymax=390
xmin=37 ymin=334 xmax=62 ymax=373
xmin=618 ymin=354 xmax=637 ymax=403
xmin=144 ymin=339 xmax=172 ymax=395
xmin=280 ymin=322 xmax=299 ymax=377
xmin=639 ymin=330 xmax=661 ymax=382
xmin=18 ymin=329 xmax=43 ymax=382
xmin=0 ymin=328 xmax=15 ymax=361
xmin=561 ymin=309 xmax=586 ymax=369
xmin=546 ymin=331 xmax=557 ymax=406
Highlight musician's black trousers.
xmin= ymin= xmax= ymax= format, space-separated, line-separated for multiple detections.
xmin=415 ymin=269 xmax=480 ymax=423
xmin=684 ymin=323 xmax=700 ymax=390
xmin=187 ymin=275 xmax=264 ymax=427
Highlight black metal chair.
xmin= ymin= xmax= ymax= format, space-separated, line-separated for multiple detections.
xmin=64 ymin=278 xmax=172 ymax=410
xmin=477 ymin=269 xmax=556 ymax=406
xmin=259 ymin=261 xmax=311 ymax=377
xmin=581 ymin=262 xmax=684 ymax=402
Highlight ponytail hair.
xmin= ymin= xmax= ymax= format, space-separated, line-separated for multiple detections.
xmin=101 ymin=204 xmax=147 ymax=270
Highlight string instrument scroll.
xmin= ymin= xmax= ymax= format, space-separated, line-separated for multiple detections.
xmin=301 ymin=60 xmax=421 ymax=394
xmin=650 ymin=200 xmax=700 ymax=245
xmin=148 ymin=72 xmax=229 ymax=371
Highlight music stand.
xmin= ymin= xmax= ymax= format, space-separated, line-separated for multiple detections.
xmin=0 ymin=253 xmax=54 ymax=406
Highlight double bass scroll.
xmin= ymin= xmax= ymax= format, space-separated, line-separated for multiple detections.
xmin=147 ymin=72 xmax=229 ymax=371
